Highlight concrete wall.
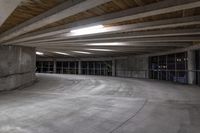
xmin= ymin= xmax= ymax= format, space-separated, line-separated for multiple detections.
xmin=0 ymin=46 xmax=36 ymax=90
xmin=115 ymin=56 xmax=149 ymax=78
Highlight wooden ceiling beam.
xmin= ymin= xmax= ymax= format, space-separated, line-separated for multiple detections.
xmin=36 ymin=46 xmax=186 ymax=51
xmin=50 ymin=36 xmax=199 ymax=44
xmin=24 ymin=41 xmax=192 ymax=48
xmin=56 ymin=29 xmax=200 ymax=42
xmin=0 ymin=0 xmax=113 ymax=43
xmin=11 ymin=28 xmax=200 ymax=45
xmin=4 ymin=0 xmax=200 ymax=45
xmin=36 ymin=46 xmax=175 ymax=52
xmin=14 ymin=36 xmax=198 ymax=47
xmin=68 ymin=28 xmax=200 ymax=42
xmin=5 ymin=15 xmax=200 ymax=45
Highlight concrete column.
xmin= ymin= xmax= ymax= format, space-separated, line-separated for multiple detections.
xmin=53 ymin=59 xmax=56 ymax=73
xmin=78 ymin=61 xmax=82 ymax=75
xmin=93 ymin=62 xmax=95 ymax=75
xmin=41 ymin=62 xmax=43 ymax=73
xmin=188 ymin=50 xmax=196 ymax=85
xmin=87 ymin=62 xmax=89 ymax=75
xmin=0 ymin=45 xmax=36 ymax=90
xmin=112 ymin=59 xmax=116 ymax=76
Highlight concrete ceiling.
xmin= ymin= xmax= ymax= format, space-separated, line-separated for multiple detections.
xmin=0 ymin=0 xmax=200 ymax=57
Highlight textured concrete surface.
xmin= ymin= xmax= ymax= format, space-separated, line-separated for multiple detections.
xmin=116 ymin=56 xmax=148 ymax=78
xmin=0 ymin=46 xmax=36 ymax=90
xmin=0 ymin=73 xmax=200 ymax=133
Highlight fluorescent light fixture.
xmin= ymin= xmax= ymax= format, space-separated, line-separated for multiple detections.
xmin=54 ymin=52 xmax=69 ymax=56
xmin=70 ymin=25 xmax=107 ymax=36
xmin=72 ymin=51 xmax=91 ymax=54
xmin=86 ymin=49 xmax=114 ymax=52
xmin=66 ymin=25 xmax=121 ymax=37
xmin=86 ymin=42 xmax=127 ymax=46
xmin=36 ymin=51 xmax=44 ymax=55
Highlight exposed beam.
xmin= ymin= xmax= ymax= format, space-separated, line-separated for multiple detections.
xmin=71 ymin=28 xmax=200 ymax=40
xmin=0 ymin=0 xmax=22 ymax=27
xmin=17 ymin=28 xmax=200 ymax=45
xmin=0 ymin=0 xmax=112 ymax=43
xmin=35 ymin=46 xmax=185 ymax=52
xmin=50 ymin=36 xmax=199 ymax=44
xmin=57 ymin=29 xmax=200 ymax=42
xmin=5 ymin=15 xmax=200 ymax=45
xmin=36 ymin=49 xmax=151 ymax=57
xmin=37 ymin=47 xmax=174 ymax=53
xmin=15 ymin=36 xmax=198 ymax=47
xmin=36 ymin=42 xmax=190 ymax=48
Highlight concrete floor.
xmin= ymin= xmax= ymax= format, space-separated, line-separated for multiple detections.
xmin=0 ymin=74 xmax=200 ymax=133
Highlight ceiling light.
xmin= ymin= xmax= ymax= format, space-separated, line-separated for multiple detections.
xmin=36 ymin=51 xmax=44 ymax=55
xmin=70 ymin=25 xmax=107 ymax=36
xmin=86 ymin=42 xmax=127 ymax=46
xmin=66 ymin=25 xmax=121 ymax=37
xmin=54 ymin=52 xmax=69 ymax=55
xmin=72 ymin=51 xmax=91 ymax=54
xmin=86 ymin=49 xmax=114 ymax=52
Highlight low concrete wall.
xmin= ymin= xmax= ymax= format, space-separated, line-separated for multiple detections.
xmin=115 ymin=56 xmax=148 ymax=78
xmin=0 ymin=46 xmax=36 ymax=90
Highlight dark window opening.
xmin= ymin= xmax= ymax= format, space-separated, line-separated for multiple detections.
xmin=149 ymin=52 xmax=188 ymax=84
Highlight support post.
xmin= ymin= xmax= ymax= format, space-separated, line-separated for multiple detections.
xmin=53 ymin=59 xmax=57 ymax=73
xmin=78 ymin=61 xmax=82 ymax=75
xmin=112 ymin=59 xmax=116 ymax=76
xmin=188 ymin=50 xmax=196 ymax=85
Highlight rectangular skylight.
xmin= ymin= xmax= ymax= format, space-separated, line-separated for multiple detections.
xmin=54 ymin=52 xmax=69 ymax=56
xmin=36 ymin=51 xmax=44 ymax=55
xmin=72 ymin=51 xmax=91 ymax=54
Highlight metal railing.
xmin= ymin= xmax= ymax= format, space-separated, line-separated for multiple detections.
xmin=149 ymin=69 xmax=188 ymax=83
xmin=36 ymin=67 xmax=112 ymax=76
xmin=116 ymin=70 xmax=149 ymax=78
xmin=36 ymin=67 xmax=200 ymax=84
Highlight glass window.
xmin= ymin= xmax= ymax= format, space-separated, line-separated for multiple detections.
xmin=149 ymin=52 xmax=188 ymax=84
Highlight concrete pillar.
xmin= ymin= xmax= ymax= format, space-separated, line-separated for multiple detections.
xmin=53 ymin=59 xmax=56 ymax=73
xmin=112 ymin=59 xmax=116 ymax=76
xmin=188 ymin=50 xmax=196 ymax=85
xmin=146 ymin=57 xmax=149 ymax=79
xmin=0 ymin=45 xmax=36 ymax=90
xmin=78 ymin=61 xmax=82 ymax=75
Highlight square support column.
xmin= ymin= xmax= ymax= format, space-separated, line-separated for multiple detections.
xmin=188 ymin=50 xmax=196 ymax=85
xmin=53 ymin=59 xmax=57 ymax=74
xmin=78 ymin=61 xmax=82 ymax=75
xmin=0 ymin=46 xmax=36 ymax=90
xmin=112 ymin=59 xmax=116 ymax=76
